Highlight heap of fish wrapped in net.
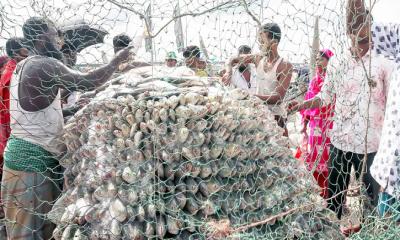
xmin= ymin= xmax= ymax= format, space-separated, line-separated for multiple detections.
xmin=50 ymin=73 xmax=342 ymax=239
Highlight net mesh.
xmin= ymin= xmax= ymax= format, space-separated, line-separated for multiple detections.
xmin=0 ymin=0 xmax=399 ymax=239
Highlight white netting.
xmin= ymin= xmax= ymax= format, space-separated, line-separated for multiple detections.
xmin=0 ymin=0 xmax=399 ymax=239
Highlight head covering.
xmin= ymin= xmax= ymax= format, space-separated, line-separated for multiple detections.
xmin=166 ymin=51 xmax=177 ymax=60
xmin=320 ymin=48 xmax=334 ymax=59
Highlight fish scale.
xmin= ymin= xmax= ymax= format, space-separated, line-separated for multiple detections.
xmin=52 ymin=77 xmax=342 ymax=239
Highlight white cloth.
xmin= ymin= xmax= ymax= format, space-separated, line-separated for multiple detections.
xmin=255 ymin=57 xmax=287 ymax=117
xmin=230 ymin=64 xmax=257 ymax=94
xmin=63 ymin=91 xmax=81 ymax=109
xmin=370 ymin=22 xmax=400 ymax=197
xmin=8 ymin=56 xmax=65 ymax=154
xmin=317 ymin=51 xmax=394 ymax=154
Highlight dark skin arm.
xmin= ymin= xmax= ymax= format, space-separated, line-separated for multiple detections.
xmin=301 ymin=116 xmax=310 ymax=135
xmin=287 ymin=97 xmax=323 ymax=114
xmin=255 ymin=61 xmax=293 ymax=104
xmin=19 ymin=46 xmax=133 ymax=112
xmin=119 ymin=61 xmax=152 ymax=72
xmin=347 ymin=0 xmax=367 ymax=35
xmin=221 ymin=54 xmax=263 ymax=85
xmin=62 ymin=105 xmax=80 ymax=117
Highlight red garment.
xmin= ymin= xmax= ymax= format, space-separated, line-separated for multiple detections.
xmin=0 ymin=59 xmax=16 ymax=158
xmin=300 ymin=68 xmax=334 ymax=199
xmin=300 ymin=68 xmax=333 ymax=118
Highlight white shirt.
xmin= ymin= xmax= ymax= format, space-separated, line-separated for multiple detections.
xmin=230 ymin=64 xmax=257 ymax=94
xmin=370 ymin=22 xmax=400 ymax=197
xmin=317 ymin=51 xmax=394 ymax=154
xmin=9 ymin=56 xmax=65 ymax=154
xmin=64 ymin=91 xmax=81 ymax=109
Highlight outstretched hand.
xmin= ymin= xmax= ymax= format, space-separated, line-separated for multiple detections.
xmin=221 ymin=72 xmax=232 ymax=86
xmin=287 ymin=100 xmax=302 ymax=114
xmin=113 ymin=45 xmax=135 ymax=65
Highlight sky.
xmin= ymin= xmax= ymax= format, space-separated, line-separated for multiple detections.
xmin=0 ymin=0 xmax=399 ymax=64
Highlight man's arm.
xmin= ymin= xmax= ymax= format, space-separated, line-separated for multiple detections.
xmin=347 ymin=0 xmax=367 ymax=35
xmin=119 ymin=61 xmax=152 ymax=72
xmin=288 ymin=69 xmax=335 ymax=114
xmin=287 ymin=97 xmax=324 ymax=114
xmin=31 ymin=46 xmax=133 ymax=92
xmin=62 ymin=105 xmax=80 ymax=117
xmin=255 ymin=62 xmax=293 ymax=104
xmin=230 ymin=54 xmax=263 ymax=67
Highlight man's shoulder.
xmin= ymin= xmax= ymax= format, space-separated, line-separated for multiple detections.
xmin=278 ymin=59 xmax=293 ymax=72
xmin=22 ymin=55 xmax=63 ymax=74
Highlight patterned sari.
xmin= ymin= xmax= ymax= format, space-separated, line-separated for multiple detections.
xmin=301 ymin=68 xmax=334 ymax=198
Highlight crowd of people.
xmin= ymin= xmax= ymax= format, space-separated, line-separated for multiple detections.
xmin=0 ymin=0 xmax=398 ymax=238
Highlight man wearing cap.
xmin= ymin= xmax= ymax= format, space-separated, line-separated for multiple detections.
xmin=165 ymin=51 xmax=178 ymax=68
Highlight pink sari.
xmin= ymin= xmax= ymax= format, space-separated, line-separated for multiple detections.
xmin=300 ymin=68 xmax=334 ymax=198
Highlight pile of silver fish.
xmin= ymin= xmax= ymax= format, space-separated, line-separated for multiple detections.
xmin=51 ymin=76 xmax=342 ymax=239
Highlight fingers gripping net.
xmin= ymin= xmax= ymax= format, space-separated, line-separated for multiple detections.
xmin=0 ymin=0 xmax=397 ymax=239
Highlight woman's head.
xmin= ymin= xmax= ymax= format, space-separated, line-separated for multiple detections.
xmin=317 ymin=49 xmax=334 ymax=69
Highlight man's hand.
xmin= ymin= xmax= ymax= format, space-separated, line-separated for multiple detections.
xmin=287 ymin=100 xmax=303 ymax=114
xmin=228 ymin=57 xmax=240 ymax=67
xmin=76 ymin=97 xmax=90 ymax=108
xmin=300 ymin=124 xmax=308 ymax=140
xmin=112 ymin=45 xmax=135 ymax=67
xmin=221 ymin=71 xmax=232 ymax=86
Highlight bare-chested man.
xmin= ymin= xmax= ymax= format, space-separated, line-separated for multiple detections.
xmin=1 ymin=17 xmax=133 ymax=239
xmin=222 ymin=23 xmax=293 ymax=136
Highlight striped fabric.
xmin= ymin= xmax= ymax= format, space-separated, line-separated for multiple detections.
xmin=4 ymin=136 xmax=59 ymax=173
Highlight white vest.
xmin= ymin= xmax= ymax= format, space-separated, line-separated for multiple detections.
xmin=8 ymin=56 xmax=64 ymax=154
xmin=256 ymin=57 xmax=287 ymax=117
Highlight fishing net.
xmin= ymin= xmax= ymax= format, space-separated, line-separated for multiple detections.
xmin=0 ymin=0 xmax=399 ymax=239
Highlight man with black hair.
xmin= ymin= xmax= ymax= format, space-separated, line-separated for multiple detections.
xmin=223 ymin=45 xmax=256 ymax=93
xmin=223 ymin=23 xmax=293 ymax=136
xmin=182 ymin=45 xmax=208 ymax=77
xmin=288 ymin=2 xmax=396 ymax=235
xmin=183 ymin=45 xmax=200 ymax=68
xmin=347 ymin=0 xmax=400 ymax=229
xmin=113 ymin=33 xmax=132 ymax=54
xmin=1 ymin=17 xmax=133 ymax=239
